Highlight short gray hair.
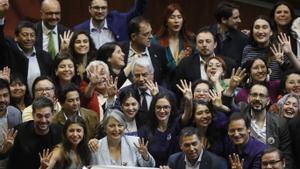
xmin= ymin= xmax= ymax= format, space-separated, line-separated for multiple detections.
xmin=102 ymin=109 xmax=127 ymax=130
xmin=86 ymin=60 xmax=110 ymax=78
xmin=131 ymin=57 xmax=154 ymax=75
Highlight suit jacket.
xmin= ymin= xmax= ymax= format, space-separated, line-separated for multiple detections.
xmin=175 ymin=53 xmax=202 ymax=83
xmin=35 ymin=22 xmax=69 ymax=52
xmin=91 ymin=135 xmax=155 ymax=167
xmin=0 ymin=25 xmax=53 ymax=83
xmin=119 ymin=41 xmax=169 ymax=85
xmin=52 ymin=107 xmax=99 ymax=139
xmin=243 ymin=107 xmax=294 ymax=169
xmin=168 ymin=150 xmax=228 ymax=169
xmin=73 ymin=0 xmax=148 ymax=41
xmin=289 ymin=115 xmax=300 ymax=169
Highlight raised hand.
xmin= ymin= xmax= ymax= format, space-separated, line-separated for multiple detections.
xmin=177 ymin=47 xmax=192 ymax=64
xmin=145 ymin=80 xmax=159 ymax=96
xmin=176 ymin=79 xmax=192 ymax=101
xmin=0 ymin=66 xmax=10 ymax=82
xmin=270 ymin=43 xmax=284 ymax=65
xmin=87 ymin=64 xmax=102 ymax=87
xmin=105 ymin=76 xmax=118 ymax=98
xmin=0 ymin=0 xmax=9 ymax=18
xmin=0 ymin=128 xmax=17 ymax=153
xmin=59 ymin=30 xmax=73 ymax=52
xmin=209 ymin=89 xmax=230 ymax=112
xmin=88 ymin=138 xmax=99 ymax=153
xmin=39 ymin=149 xmax=53 ymax=169
xmin=277 ymin=32 xmax=293 ymax=55
xmin=229 ymin=153 xmax=244 ymax=169
xmin=209 ymin=70 xmax=222 ymax=83
xmin=229 ymin=67 xmax=246 ymax=89
xmin=134 ymin=138 xmax=149 ymax=160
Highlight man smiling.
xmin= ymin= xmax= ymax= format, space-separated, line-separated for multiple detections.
xmin=7 ymin=97 xmax=62 ymax=169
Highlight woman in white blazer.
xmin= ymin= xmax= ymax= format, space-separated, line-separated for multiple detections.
xmin=91 ymin=109 xmax=155 ymax=167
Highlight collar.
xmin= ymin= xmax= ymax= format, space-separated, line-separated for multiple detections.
xmin=17 ymin=44 xmax=36 ymax=57
xmin=0 ymin=108 xmax=8 ymax=119
xmin=199 ymin=55 xmax=206 ymax=64
xmin=250 ymin=110 xmax=267 ymax=121
xmin=184 ymin=150 xmax=203 ymax=167
xmin=42 ymin=21 xmax=58 ymax=35
xmin=129 ymin=42 xmax=149 ymax=57
xmin=138 ymin=89 xmax=151 ymax=96
xmin=63 ymin=109 xmax=82 ymax=120
xmin=90 ymin=18 xmax=108 ymax=31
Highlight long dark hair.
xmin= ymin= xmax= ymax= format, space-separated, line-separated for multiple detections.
xmin=192 ymin=100 xmax=224 ymax=148
xmin=51 ymin=54 xmax=81 ymax=96
xmin=61 ymin=117 xmax=91 ymax=168
xmin=242 ymin=57 xmax=270 ymax=87
xmin=69 ymin=31 xmax=97 ymax=65
xmin=155 ymin=3 xmax=194 ymax=48
xmin=9 ymin=73 xmax=32 ymax=107
xmin=147 ymin=93 xmax=178 ymax=134
xmin=249 ymin=15 xmax=275 ymax=47
xmin=119 ymin=89 xmax=142 ymax=129
xmin=270 ymin=1 xmax=296 ymax=34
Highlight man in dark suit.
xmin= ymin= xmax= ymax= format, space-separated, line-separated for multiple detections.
xmin=119 ymin=16 xmax=169 ymax=86
xmin=118 ymin=57 xmax=175 ymax=124
xmin=243 ymin=84 xmax=294 ymax=169
xmin=166 ymin=127 xmax=228 ymax=169
xmin=0 ymin=4 xmax=52 ymax=96
xmin=74 ymin=0 xmax=148 ymax=49
xmin=175 ymin=28 xmax=235 ymax=85
xmin=35 ymin=0 xmax=69 ymax=58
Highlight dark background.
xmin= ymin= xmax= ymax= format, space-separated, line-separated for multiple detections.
xmin=3 ymin=0 xmax=300 ymax=37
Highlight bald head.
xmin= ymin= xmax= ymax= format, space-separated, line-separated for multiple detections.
xmin=41 ymin=0 xmax=61 ymax=29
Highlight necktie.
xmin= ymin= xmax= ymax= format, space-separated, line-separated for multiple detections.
xmin=140 ymin=91 xmax=148 ymax=112
xmin=48 ymin=31 xmax=56 ymax=59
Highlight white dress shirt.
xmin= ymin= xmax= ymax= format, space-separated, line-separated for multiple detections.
xmin=42 ymin=22 xmax=59 ymax=54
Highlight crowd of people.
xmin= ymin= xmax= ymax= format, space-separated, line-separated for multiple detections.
xmin=0 ymin=0 xmax=300 ymax=169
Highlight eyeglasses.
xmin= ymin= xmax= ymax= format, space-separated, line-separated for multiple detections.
xmin=35 ymin=87 xmax=54 ymax=93
xmin=262 ymin=159 xmax=282 ymax=167
xmin=155 ymin=105 xmax=171 ymax=111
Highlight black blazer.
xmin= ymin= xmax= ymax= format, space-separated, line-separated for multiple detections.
xmin=175 ymin=53 xmax=202 ymax=83
xmin=168 ymin=151 xmax=228 ymax=169
xmin=35 ymin=22 xmax=69 ymax=52
xmin=289 ymin=116 xmax=300 ymax=169
xmin=118 ymin=41 xmax=169 ymax=85
xmin=0 ymin=25 xmax=52 ymax=83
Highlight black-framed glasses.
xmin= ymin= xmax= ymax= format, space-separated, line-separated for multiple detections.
xmin=262 ymin=159 xmax=282 ymax=167
xmin=155 ymin=105 xmax=171 ymax=111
